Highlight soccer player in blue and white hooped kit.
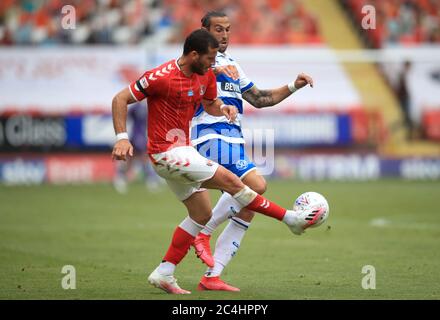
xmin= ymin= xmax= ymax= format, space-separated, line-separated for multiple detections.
xmin=191 ymin=12 xmax=315 ymax=292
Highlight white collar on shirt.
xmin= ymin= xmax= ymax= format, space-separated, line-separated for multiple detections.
xmin=217 ymin=51 xmax=229 ymax=58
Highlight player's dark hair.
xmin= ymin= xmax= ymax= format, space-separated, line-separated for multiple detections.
xmin=201 ymin=11 xmax=227 ymax=29
xmin=183 ymin=29 xmax=219 ymax=55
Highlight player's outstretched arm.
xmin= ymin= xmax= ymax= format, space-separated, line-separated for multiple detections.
xmin=111 ymin=87 xmax=136 ymax=161
xmin=202 ymin=98 xmax=238 ymax=123
xmin=242 ymin=73 xmax=313 ymax=108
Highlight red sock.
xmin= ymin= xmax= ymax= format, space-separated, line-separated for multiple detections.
xmin=246 ymin=194 xmax=287 ymax=221
xmin=163 ymin=226 xmax=194 ymax=265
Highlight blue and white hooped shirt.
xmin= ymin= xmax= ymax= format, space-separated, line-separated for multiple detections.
xmin=190 ymin=51 xmax=254 ymax=146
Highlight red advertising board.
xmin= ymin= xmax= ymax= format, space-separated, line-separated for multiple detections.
xmin=423 ymin=110 xmax=440 ymax=141
xmin=46 ymin=154 xmax=115 ymax=184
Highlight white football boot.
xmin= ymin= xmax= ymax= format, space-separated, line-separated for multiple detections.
xmin=283 ymin=207 xmax=327 ymax=235
xmin=147 ymin=268 xmax=191 ymax=294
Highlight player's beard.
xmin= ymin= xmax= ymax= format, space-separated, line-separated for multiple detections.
xmin=191 ymin=60 xmax=207 ymax=75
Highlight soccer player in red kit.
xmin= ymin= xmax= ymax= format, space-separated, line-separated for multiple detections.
xmin=111 ymin=29 xmax=326 ymax=294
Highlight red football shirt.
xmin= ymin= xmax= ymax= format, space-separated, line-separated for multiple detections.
xmin=129 ymin=59 xmax=217 ymax=154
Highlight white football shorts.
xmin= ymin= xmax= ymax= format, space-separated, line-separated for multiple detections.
xmin=149 ymin=146 xmax=219 ymax=201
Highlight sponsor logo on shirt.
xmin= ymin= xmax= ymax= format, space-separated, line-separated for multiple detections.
xmin=221 ymin=82 xmax=240 ymax=93
xmin=139 ymin=77 xmax=149 ymax=89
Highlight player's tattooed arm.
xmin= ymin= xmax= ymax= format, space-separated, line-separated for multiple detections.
xmin=243 ymin=73 xmax=314 ymax=108
xmin=242 ymin=86 xmax=279 ymax=108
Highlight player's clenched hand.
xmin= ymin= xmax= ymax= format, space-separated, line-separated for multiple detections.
xmin=221 ymin=105 xmax=238 ymax=123
xmin=112 ymin=139 xmax=133 ymax=161
xmin=294 ymin=73 xmax=314 ymax=89
xmin=214 ymin=65 xmax=239 ymax=80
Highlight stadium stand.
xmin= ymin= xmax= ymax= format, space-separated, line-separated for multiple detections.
xmin=0 ymin=0 xmax=439 ymax=188
xmin=166 ymin=0 xmax=322 ymax=44
xmin=0 ymin=0 xmax=322 ymax=45
xmin=342 ymin=0 xmax=440 ymax=48
xmin=340 ymin=0 xmax=440 ymax=149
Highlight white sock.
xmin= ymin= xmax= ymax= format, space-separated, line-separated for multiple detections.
xmin=157 ymin=261 xmax=175 ymax=276
xmin=205 ymin=217 xmax=250 ymax=277
xmin=201 ymin=192 xmax=242 ymax=235
xmin=179 ymin=216 xmax=205 ymax=237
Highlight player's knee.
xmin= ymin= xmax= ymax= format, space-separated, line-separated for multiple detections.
xmin=223 ymin=172 xmax=245 ymax=194
xmin=247 ymin=177 xmax=267 ymax=195
xmin=252 ymin=181 xmax=267 ymax=195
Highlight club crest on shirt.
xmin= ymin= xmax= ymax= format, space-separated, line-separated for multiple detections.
xmin=199 ymin=85 xmax=206 ymax=95
xmin=236 ymin=159 xmax=248 ymax=170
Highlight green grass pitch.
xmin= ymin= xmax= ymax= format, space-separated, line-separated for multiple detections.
xmin=1 ymin=180 xmax=439 ymax=299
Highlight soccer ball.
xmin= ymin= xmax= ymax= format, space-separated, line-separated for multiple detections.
xmin=293 ymin=192 xmax=330 ymax=228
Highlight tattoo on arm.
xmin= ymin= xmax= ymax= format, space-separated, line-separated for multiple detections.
xmin=242 ymin=87 xmax=274 ymax=108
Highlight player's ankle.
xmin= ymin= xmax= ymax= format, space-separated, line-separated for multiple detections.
xmin=157 ymin=261 xmax=175 ymax=276
xmin=282 ymin=210 xmax=296 ymax=225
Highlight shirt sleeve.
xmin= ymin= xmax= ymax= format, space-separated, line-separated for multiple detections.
xmin=203 ymin=69 xmax=218 ymax=100
xmin=128 ymin=70 xmax=157 ymax=101
xmin=236 ymin=62 xmax=254 ymax=94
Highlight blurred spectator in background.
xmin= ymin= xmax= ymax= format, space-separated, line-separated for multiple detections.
xmin=0 ymin=0 xmax=166 ymax=45
xmin=343 ymin=0 xmax=440 ymax=48
xmin=0 ymin=0 xmax=321 ymax=45
xmin=395 ymin=60 xmax=417 ymax=140
xmin=113 ymin=102 xmax=163 ymax=193
xmin=167 ymin=0 xmax=321 ymax=44
xmin=2 ymin=0 xmax=439 ymax=47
